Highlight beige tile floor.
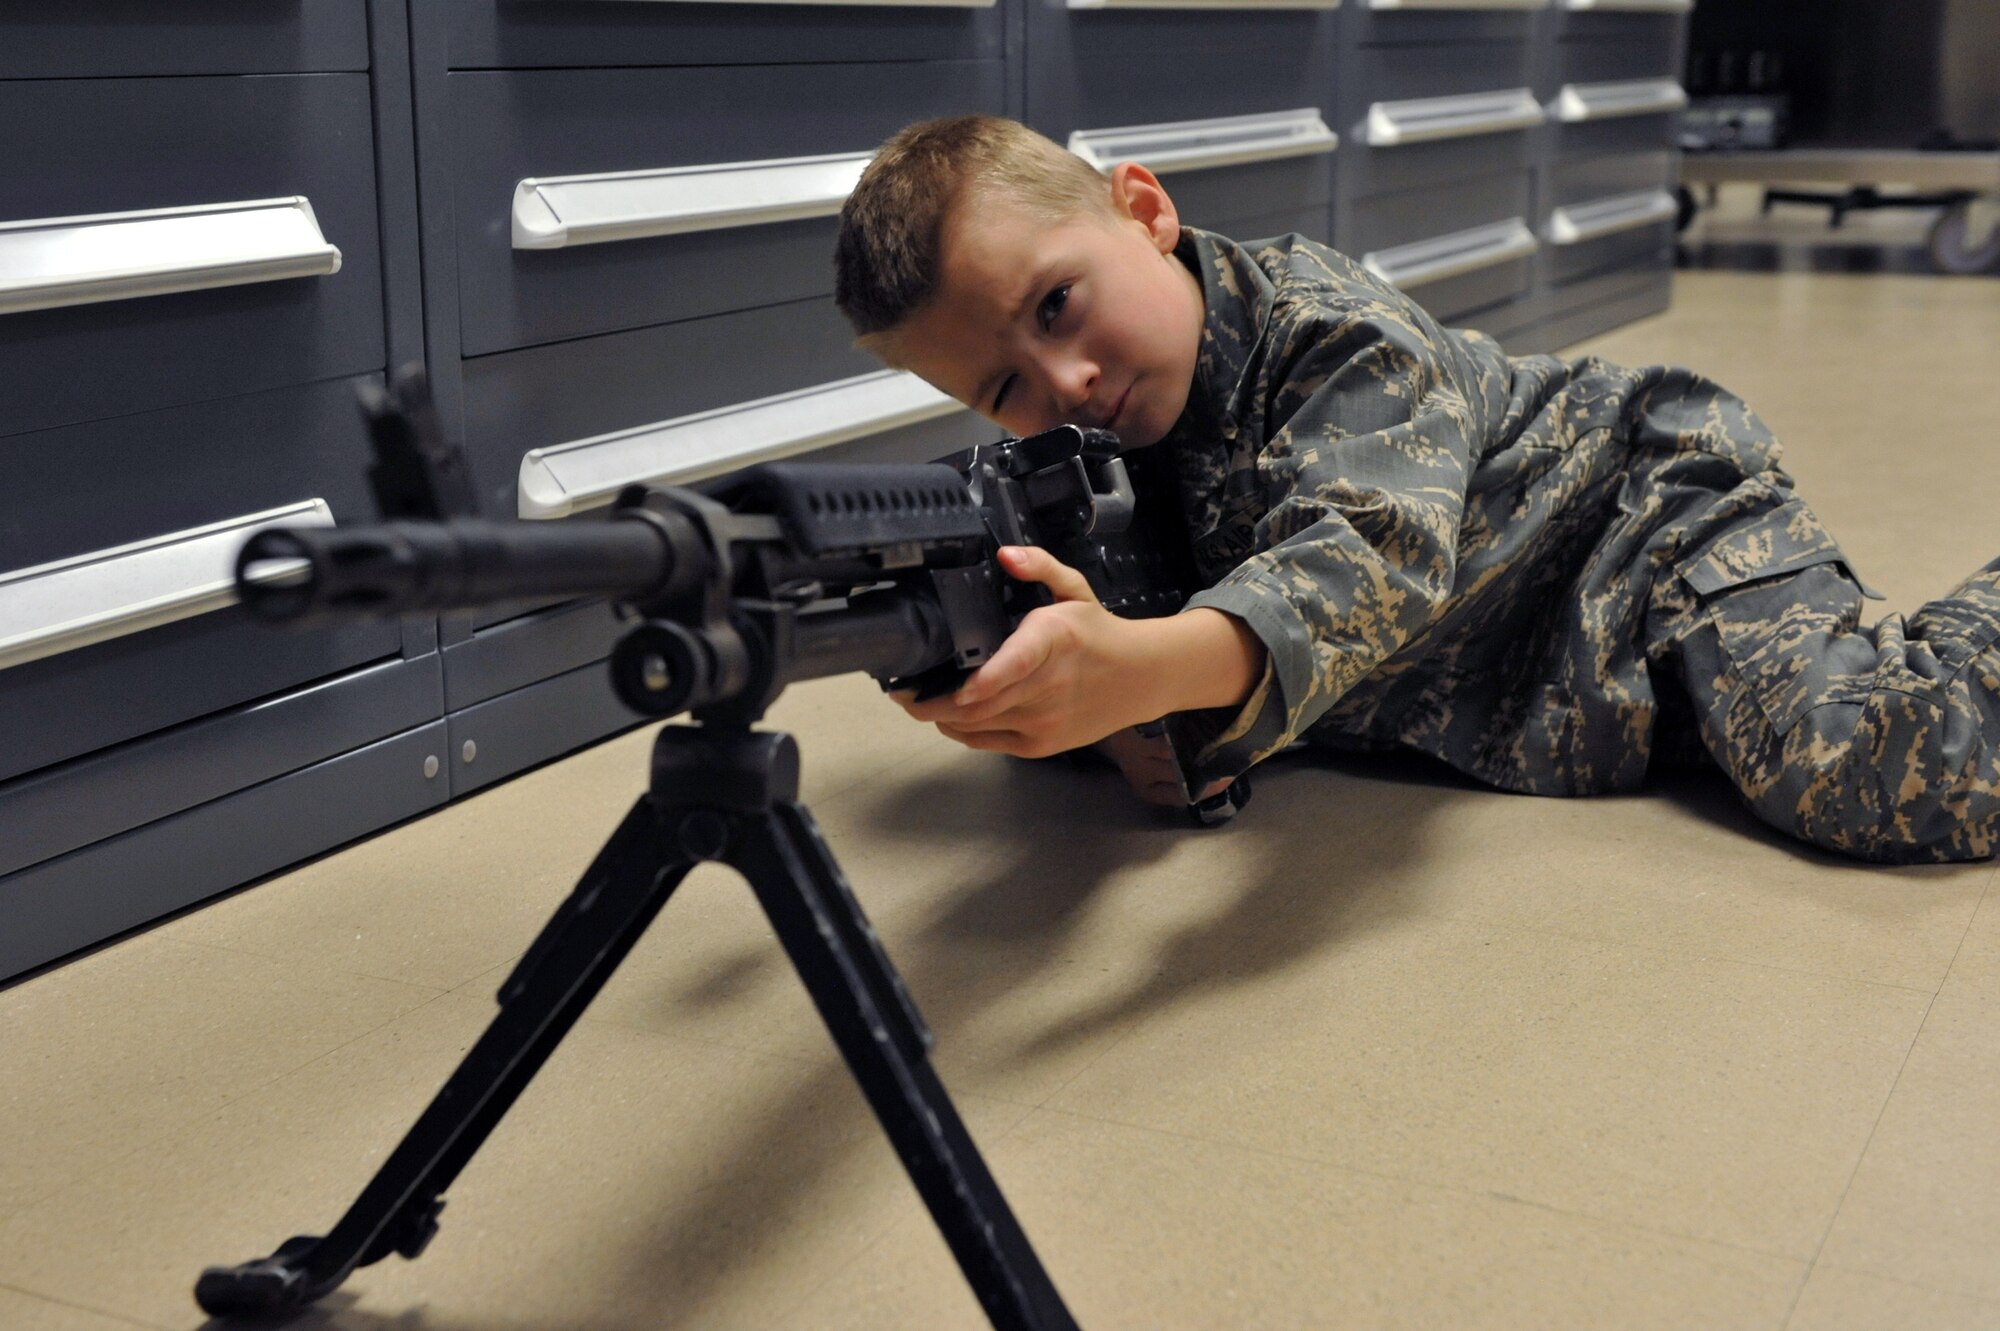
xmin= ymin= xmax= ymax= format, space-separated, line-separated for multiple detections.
xmin=4 ymin=228 xmax=2000 ymax=1329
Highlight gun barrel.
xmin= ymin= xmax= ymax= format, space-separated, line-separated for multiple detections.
xmin=236 ymin=518 xmax=677 ymax=623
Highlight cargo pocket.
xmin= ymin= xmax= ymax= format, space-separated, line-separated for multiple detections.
xmin=1675 ymin=494 xmax=1884 ymax=735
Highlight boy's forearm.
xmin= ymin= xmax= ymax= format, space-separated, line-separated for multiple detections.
xmin=1133 ymin=607 xmax=1266 ymax=717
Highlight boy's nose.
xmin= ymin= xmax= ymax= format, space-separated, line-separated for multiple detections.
xmin=1048 ymin=356 xmax=1099 ymax=418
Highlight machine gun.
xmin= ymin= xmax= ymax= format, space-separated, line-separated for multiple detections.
xmin=194 ymin=370 xmax=1245 ymax=1329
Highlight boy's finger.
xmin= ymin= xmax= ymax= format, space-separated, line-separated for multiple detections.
xmin=998 ymin=546 xmax=1099 ymax=605
xmin=954 ymin=627 xmax=1053 ymax=705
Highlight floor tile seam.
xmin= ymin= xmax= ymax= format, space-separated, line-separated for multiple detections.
xmin=0 ymin=1277 xmax=173 ymax=1330
xmin=1022 ymin=1103 xmax=1815 ymax=1268
xmin=1786 ymin=988 xmax=1943 ymax=1325
xmin=1800 ymin=1256 xmax=2000 ymax=1308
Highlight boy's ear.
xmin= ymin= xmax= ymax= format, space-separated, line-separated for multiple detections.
xmin=1108 ymin=162 xmax=1181 ymax=254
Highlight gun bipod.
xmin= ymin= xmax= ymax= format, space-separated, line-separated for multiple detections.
xmin=194 ymin=721 xmax=1079 ymax=1331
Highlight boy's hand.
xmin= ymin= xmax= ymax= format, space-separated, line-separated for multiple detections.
xmin=891 ymin=544 xmax=1267 ymax=790
xmin=893 ymin=545 xmax=1156 ymax=759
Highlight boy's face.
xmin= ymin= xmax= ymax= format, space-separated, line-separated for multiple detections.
xmin=881 ymin=164 xmax=1204 ymax=450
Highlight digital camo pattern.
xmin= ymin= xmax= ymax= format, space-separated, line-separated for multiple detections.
xmin=1160 ymin=227 xmax=2000 ymax=863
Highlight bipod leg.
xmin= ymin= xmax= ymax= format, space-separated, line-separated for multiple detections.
xmin=195 ymin=792 xmax=693 ymax=1317
xmin=660 ymin=726 xmax=1077 ymax=1331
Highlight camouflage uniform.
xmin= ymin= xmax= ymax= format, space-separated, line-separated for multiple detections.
xmin=1162 ymin=227 xmax=2000 ymax=864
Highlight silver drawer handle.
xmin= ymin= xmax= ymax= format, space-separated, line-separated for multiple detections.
xmin=1368 ymin=0 xmax=1547 ymax=9
xmin=514 ymin=151 xmax=873 ymax=250
xmin=518 ymin=370 xmax=965 ymax=519
xmin=0 ymin=198 xmax=341 ymax=317
xmin=1068 ymin=0 xmax=1341 ymax=9
xmin=1069 ymin=109 xmax=1337 ymax=175
xmin=1562 ymin=0 xmax=1692 ymax=10
xmin=0 ymin=500 xmax=333 ymax=672
xmin=1547 ymin=188 xmax=1677 ymax=244
xmin=1550 ymin=78 xmax=1689 ymax=122
xmin=1362 ymin=217 xmax=1537 ymax=288
xmin=1363 ymin=88 xmax=1545 ymax=146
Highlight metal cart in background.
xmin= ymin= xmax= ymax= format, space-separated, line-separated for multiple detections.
xmin=1675 ymin=0 xmax=2000 ymax=274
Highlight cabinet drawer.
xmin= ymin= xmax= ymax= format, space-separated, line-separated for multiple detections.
xmin=439 ymin=0 xmax=1003 ymax=70
xmin=0 ymin=75 xmax=384 ymax=438
xmin=1025 ymin=9 xmax=1337 ymax=143
xmin=1544 ymin=75 xmax=1686 ymax=159
xmin=1070 ymin=112 xmax=1339 ymax=227
xmin=1549 ymin=0 xmax=1688 ymax=44
xmin=1342 ymin=33 xmax=1535 ymax=109
xmin=1546 ymin=148 xmax=1675 ymax=207
xmin=1552 ymin=37 xmax=1682 ymax=85
xmin=1344 ymin=168 xmax=1533 ymax=254
xmin=0 ymin=1 xmax=368 ymax=78
xmin=447 ymin=61 xmax=1004 ymax=357
xmin=1339 ymin=41 xmax=1541 ymax=196
xmin=1543 ymin=195 xmax=1674 ymax=284
xmin=1350 ymin=173 xmax=1536 ymax=324
xmin=0 ymin=377 xmax=386 ymax=575
xmin=1347 ymin=0 xmax=1544 ymax=48
xmin=0 ymin=378 xmax=405 ymax=779
xmin=463 ymin=298 xmax=871 ymax=519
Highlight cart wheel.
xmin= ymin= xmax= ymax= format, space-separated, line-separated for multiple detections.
xmin=1675 ymin=185 xmax=1699 ymax=233
xmin=1926 ymin=199 xmax=2000 ymax=274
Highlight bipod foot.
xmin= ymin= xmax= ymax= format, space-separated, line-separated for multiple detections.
xmin=193 ymin=1236 xmax=325 ymax=1317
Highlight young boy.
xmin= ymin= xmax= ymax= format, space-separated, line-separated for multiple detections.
xmin=832 ymin=115 xmax=2000 ymax=864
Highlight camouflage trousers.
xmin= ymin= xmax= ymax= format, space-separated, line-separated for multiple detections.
xmin=1647 ymin=496 xmax=2000 ymax=864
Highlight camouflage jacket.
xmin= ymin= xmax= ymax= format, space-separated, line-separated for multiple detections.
xmin=1162 ymin=227 xmax=1830 ymax=797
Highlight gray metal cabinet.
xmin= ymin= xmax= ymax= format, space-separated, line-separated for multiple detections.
xmin=1022 ymin=5 xmax=1340 ymax=242
xmin=1335 ymin=10 xmax=1545 ymax=330
xmin=0 ymin=1 xmax=369 ymax=79
xmin=0 ymin=74 xmax=384 ymax=438
xmin=449 ymin=61 xmax=1008 ymax=356
xmin=2 ymin=0 xmax=1693 ymax=983
xmin=1512 ymin=0 xmax=1689 ymax=352
xmin=437 ymin=0 xmax=1004 ymax=68
xmin=0 ymin=1 xmax=440 ymax=983
xmin=409 ymin=1 xmax=1010 ymax=798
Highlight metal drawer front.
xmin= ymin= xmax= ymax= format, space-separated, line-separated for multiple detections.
xmin=0 ymin=198 xmax=340 ymax=317
xmin=1362 ymin=217 xmax=1537 ymax=289
xmin=441 ymin=0 xmax=1002 ymax=69
xmin=512 ymin=152 xmax=872 ymax=250
xmin=0 ymin=1 xmax=368 ymax=79
xmin=1362 ymin=88 xmax=1544 ymax=146
xmin=1065 ymin=0 xmax=1339 ymax=8
xmin=0 ymin=75 xmax=385 ymax=439
xmin=1553 ymin=38 xmax=1684 ymax=86
xmin=1343 ymin=167 xmax=1532 ymax=255
xmin=0 ymin=503 xmax=331 ymax=674
xmin=1546 ymin=188 xmax=1676 ymax=245
xmin=449 ymin=62 xmax=1005 ymax=357
xmin=1025 ymin=10 xmax=1337 ymax=153
xmin=458 ymin=296 xmax=987 ymax=521
xmin=1350 ymin=0 xmax=1542 ymax=45
xmin=1547 ymin=149 xmax=1675 ymax=207
xmin=519 ymin=371 xmax=964 ymax=519
xmin=1069 ymin=109 xmax=1337 ymax=174
xmin=1550 ymin=80 xmax=1688 ymax=128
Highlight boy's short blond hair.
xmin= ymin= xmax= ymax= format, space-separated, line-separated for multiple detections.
xmin=833 ymin=115 xmax=1115 ymax=346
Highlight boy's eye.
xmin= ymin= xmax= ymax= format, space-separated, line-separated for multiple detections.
xmin=1037 ymin=284 xmax=1070 ymax=330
